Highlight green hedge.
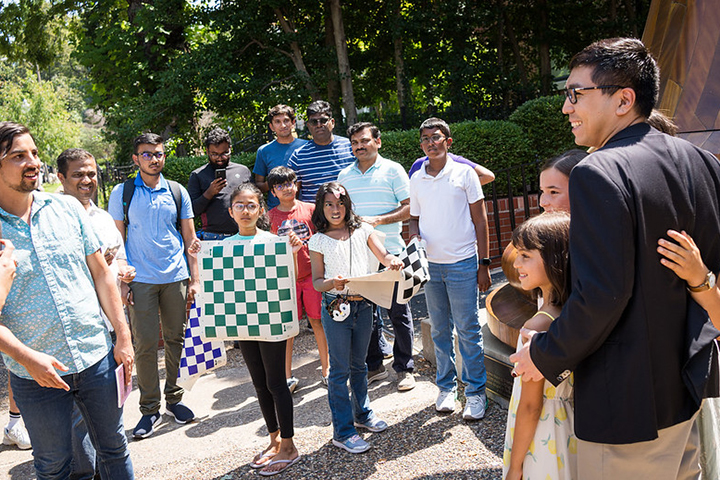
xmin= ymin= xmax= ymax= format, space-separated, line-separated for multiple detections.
xmin=508 ymin=94 xmax=576 ymax=162
xmin=149 ymin=96 xmax=573 ymax=198
xmin=161 ymin=152 xmax=256 ymax=186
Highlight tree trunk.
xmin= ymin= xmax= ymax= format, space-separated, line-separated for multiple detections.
xmin=324 ymin=4 xmax=342 ymax=123
xmin=537 ymin=0 xmax=552 ymax=95
xmin=392 ymin=1 xmax=408 ymax=130
xmin=273 ymin=8 xmax=320 ymax=100
xmin=502 ymin=8 xmax=528 ymax=86
xmin=329 ymin=0 xmax=357 ymax=126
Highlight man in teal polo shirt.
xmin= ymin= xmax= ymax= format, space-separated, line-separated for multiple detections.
xmin=337 ymin=122 xmax=416 ymax=391
xmin=108 ymin=133 xmax=200 ymax=439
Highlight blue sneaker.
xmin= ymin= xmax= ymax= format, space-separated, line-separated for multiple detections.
xmin=166 ymin=402 xmax=195 ymax=424
xmin=133 ymin=413 xmax=162 ymax=439
xmin=332 ymin=434 xmax=370 ymax=453
xmin=353 ymin=416 xmax=388 ymax=433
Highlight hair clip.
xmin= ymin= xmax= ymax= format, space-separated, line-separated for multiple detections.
xmin=331 ymin=186 xmax=345 ymax=199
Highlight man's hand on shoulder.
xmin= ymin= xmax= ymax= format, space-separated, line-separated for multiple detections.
xmin=509 ymin=328 xmax=544 ymax=382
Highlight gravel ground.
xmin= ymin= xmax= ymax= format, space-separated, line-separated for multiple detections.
xmin=0 ymin=283 xmax=509 ymax=479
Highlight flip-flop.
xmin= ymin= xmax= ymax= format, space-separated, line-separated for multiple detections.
xmin=250 ymin=451 xmax=275 ymax=469
xmin=258 ymin=456 xmax=300 ymax=477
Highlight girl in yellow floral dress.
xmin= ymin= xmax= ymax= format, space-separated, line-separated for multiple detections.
xmin=503 ymin=212 xmax=576 ymax=480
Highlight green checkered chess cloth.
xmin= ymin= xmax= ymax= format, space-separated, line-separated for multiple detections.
xmin=198 ymin=238 xmax=299 ymax=341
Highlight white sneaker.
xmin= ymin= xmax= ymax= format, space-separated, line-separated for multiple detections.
xmin=3 ymin=423 xmax=32 ymax=450
xmin=435 ymin=390 xmax=456 ymax=412
xmin=463 ymin=393 xmax=487 ymax=420
xmin=287 ymin=377 xmax=299 ymax=393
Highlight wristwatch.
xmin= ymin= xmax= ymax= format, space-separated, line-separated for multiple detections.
xmin=480 ymin=257 xmax=491 ymax=266
xmin=687 ymin=271 xmax=716 ymax=293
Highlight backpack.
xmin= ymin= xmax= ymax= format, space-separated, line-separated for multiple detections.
xmin=122 ymin=178 xmax=183 ymax=231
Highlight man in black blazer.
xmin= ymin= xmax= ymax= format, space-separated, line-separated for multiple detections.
xmin=511 ymin=38 xmax=720 ymax=479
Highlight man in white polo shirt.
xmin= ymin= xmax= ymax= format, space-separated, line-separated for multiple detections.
xmin=408 ymin=117 xmax=491 ymax=420
xmin=338 ymin=122 xmax=415 ymax=391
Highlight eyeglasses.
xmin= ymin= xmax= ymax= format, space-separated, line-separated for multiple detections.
xmin=273 ymin=182 xmax=295 ymax=191
xmin=564 ymin=85 xmax=625 ymax=104
xmin=307 ymin=117 xmax=331 ymax=127
xmin=231 ymin=202 xmax=260 ymax=213
xmin=209 ymin=151 xmax=231 ymax=160
xmin=138 ymin=151 xmax=165 ymax=160
xmin=420 ymin=134 xmax=446 ymax=145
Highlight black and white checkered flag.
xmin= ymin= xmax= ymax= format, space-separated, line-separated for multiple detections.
xmin=396 ymin=238 xmax=430 ymax=304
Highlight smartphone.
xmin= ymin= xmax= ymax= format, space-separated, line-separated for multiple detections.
xmin=215 ymin=169 xmax=226 ymax=180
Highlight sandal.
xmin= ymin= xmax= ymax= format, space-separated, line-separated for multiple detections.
xmin=250 ymin=451 xmax=276 ymax=469
xmin=259 ymin=456 xmax=300 ymax=477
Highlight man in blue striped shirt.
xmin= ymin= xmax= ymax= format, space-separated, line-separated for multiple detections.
xmin=338 ymin=122 xmax=416 ymax=391
xmin=288 ymin=100 xmax=354 ymax=202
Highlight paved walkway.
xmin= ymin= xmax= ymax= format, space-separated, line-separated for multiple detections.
xmin=0 ymin=277 xmax=509 ymax=479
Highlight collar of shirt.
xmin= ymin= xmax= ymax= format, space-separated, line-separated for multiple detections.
xmin=351 ymin=155 xmax=385 ymax=175
xmin=134 ymin=173 xmax=169 ymax=191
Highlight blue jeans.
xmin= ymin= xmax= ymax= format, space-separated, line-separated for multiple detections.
xmin=197 ymin=231 xmax=234 ymax=240
xmin=367 ymin=280 xmax=415 ymax=372
xmin=321 ymin=293 xmax=375 ymax=441
xmin=70 ymin=404 xmax=97 ymax=480
xmin=10 ymin=350 xmax=134 ymax=480
xmin=424 ymin=255 xmax=487 ymax=397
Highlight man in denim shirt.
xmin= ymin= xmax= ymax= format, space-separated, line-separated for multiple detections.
xmin=0 ymin=121 xmax=134 ymax=479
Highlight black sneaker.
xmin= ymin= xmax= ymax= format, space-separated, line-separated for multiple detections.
xmin=367 ymin=364 xmax=389 ymax=385
xmin=166 ymin=402 xmax=195 ymax=424
xmin=133 ymin=413 xmax=162 ymax=439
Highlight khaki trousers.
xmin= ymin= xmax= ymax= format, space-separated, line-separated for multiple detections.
xmin=577 ymin=412 xmax=701 ymax=480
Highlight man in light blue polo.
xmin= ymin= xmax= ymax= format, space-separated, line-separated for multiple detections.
xmin=108 ymin=133 xmax=200 ymax=439
xmin=337 ymin=122 xmax=416 ymax=391
xmin=0 ymin=121 xmax=134 ymax=479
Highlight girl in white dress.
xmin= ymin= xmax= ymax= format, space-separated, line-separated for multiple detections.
xmin=503 ymin=212 xmax=576 ymax=480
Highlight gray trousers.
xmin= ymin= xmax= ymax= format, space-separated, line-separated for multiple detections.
xmin=128 ymin=280 xmax=188 ymax=415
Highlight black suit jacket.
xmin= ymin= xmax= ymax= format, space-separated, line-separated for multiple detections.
xmin=530 ymin=123 xmax=720 ymax=444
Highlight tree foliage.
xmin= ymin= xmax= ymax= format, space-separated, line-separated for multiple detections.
xmin=2 ymin=0 xmax=651 ymax=165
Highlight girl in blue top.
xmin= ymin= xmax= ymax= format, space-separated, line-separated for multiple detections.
xmin=226 ymin=183 xmax=301 ymax=476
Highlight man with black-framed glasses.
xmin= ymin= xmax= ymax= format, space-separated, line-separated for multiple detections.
xmin=188 ymin=127 xmax=252 ymax=240
xmin=511 ymin=38 xmax=720 ymax=479
xmin=288 ymin=100 xmax=355 ymax=202
xmin=108 ymin=133 xmax=201 ymax=439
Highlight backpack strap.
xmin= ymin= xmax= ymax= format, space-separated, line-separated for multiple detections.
xmin=122 ymin=177 xmax=182 ymax=231
xmin=122 ymin=179 xmax=136 ymax=228
xmin=166 ymin=180 xmax=183 ymax=231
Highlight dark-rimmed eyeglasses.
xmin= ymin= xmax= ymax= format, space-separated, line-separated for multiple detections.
xmin=231 ymin=203 xmax=260 ymax=213
xmin=307 ymin=117 xmax=331 ymax=127
xmin=209 ymin=151 xmax=231 ymax=160
xmin=564 ymin=85 xmax=625 ymax=104
xmin=273 ymin=182 xmax=295 ymax=191
xmin=420 ymin=134 xmax=446 ymax=145
xmin=139 ymin=151 xmax=165 ymax=160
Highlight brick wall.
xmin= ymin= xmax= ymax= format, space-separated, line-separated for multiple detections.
xmin=400 ymin=193 xmax=541 ymax=270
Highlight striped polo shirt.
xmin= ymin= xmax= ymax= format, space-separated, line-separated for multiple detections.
xmin=288 ymin=136 xmax=355 ymax=202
